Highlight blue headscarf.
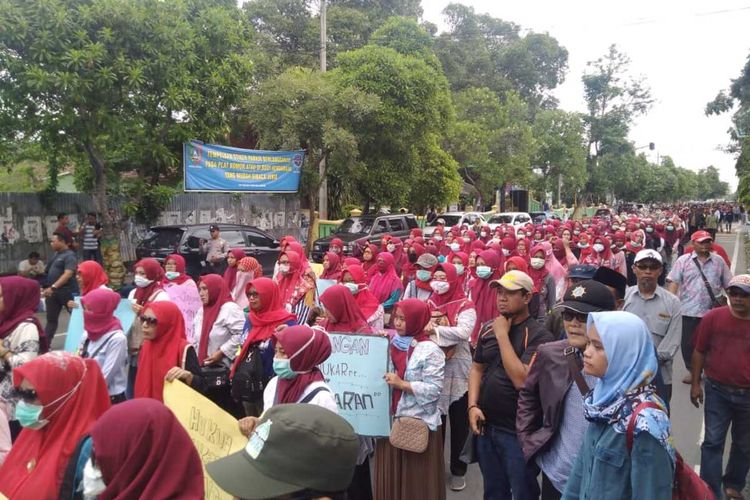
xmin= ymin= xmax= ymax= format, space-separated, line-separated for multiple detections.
xmin=583 ymin=311 xmax=675 ymax=464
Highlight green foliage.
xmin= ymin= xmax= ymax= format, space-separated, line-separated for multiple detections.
xmin=122 ymin=180 xmax=176 ymax=224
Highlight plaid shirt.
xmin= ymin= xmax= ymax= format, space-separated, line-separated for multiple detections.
xmin=666 ymin=252 xmax=732 ymax=317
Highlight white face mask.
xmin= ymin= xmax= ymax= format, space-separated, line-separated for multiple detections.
xmin=492 ymin=237 xmax=501 ymax=243
xmin=134 ymin=276 xmax=153 ymax=288
xmin=279 ymin=263 xmax=291 ymax=275
xmin=386 ymin=243 xmax=396 ymax=252
xmin=530 ymin=257 xmax=545 ymax=269
xmin=502 ymin=249 xmax=511 ymax=256
xmin=593 ymin=243 xmax=605 ymax=253
xmin=480 ymin=232 xmax=488 ymax=238
xmin=430 ymin=280 xmax=450 ymax=295
xmin=449 ymin=243 xmax=461 ymax=252
xmin=433 ymin=235 xmax=443 ymax=242
xmin=83 ymin=458 xmax=107 ymax=497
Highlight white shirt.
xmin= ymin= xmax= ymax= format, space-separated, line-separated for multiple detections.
xmin=81 ymin=329 xmax=128 ymax=396
xmin=263 ymin=377 xmax=339 ymax=414
xmin=192 ymin=302 xmax=245 ymax=367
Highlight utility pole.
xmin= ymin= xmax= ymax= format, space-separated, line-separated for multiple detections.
xmin=318 ymin=0 xmax=328 ymax=220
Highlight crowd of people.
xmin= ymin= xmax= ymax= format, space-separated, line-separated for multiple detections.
xmin=0 ymin=203 xmax=747 ymax=499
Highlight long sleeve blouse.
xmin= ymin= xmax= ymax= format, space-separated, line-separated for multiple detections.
xmin=394 ymin=341 xmax=445 ymax=431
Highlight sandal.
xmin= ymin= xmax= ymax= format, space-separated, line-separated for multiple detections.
xmin=724 ymin=487 xmax=744 ymax=499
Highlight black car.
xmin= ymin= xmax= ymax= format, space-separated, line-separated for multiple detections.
xmin=135 ymin=224 xmax=280 ymax=278
xmin=311 ymin=214 xmax=420 ymax=263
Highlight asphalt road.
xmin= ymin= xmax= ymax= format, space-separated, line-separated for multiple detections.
xmin=41 ymin=226 xmax=748 ymax=499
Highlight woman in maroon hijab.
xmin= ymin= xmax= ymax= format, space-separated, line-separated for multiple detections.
xmin=319 ymin=284 xmax=373 ymax=334
xmin=88 ymin=399 xmax=204 ymax=499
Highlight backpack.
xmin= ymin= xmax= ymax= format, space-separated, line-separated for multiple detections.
xmin=627 ymin=401 xmax=715 ymax=500
xmin=230 ymin=344 xmax=269 ymax=403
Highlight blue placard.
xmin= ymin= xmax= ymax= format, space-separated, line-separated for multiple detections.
xmin=316 ymin=279 xmax=337 ymax=298
xmin=64 ymin=297 xmax=137 ymax=352
xmin=320 ymin=333 xmax=391 ymax=437
xmin=184 ymin=140 xmax=304 ymax=192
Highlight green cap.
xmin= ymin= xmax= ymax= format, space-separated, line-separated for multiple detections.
xmin=206 ymin=404 xmax=358 ymax=499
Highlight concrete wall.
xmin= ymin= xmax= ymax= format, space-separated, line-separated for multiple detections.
xmin=0 ymin=192 xmax=307 ymax=274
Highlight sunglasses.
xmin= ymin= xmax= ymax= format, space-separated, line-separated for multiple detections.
xmin=139 ymin=315 xmax=158 ymax=326
xmin=562 ymin=310 xmax=588 ymax=323
xmin=11 ymin=388 xmax=38 ymax=403
xmin=635 ymin=263 xmax=662 ymax=271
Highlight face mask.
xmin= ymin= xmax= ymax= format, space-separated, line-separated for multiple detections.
xmin=416 ymin=269 xmax=432 ymax=282
xmin=331 ymin=247 xmax=340 ymax=254
xmin=530 ymin=258 xmax=545 ymax=270
xmin=646 ymin=227 xmax=654 ymax=233
xmin=430 ymin=280 xmax=450 ymax=295
xmin=577 ymin=242 xmax=589 ymax=249
xmin=612 ymin=226 xmax=619 ymax=231
xmin=273 ymin=358 xmax=296 ymax=379
xmin=502 ymin=249 xmax=511 ymax=256
xmin=279 ymin=263 xmax=291 ymax=275
xmin=134 ymin=276 xmax=153 ymax=288
xmin=492 ymin=237 xmax=501 ymax=244
xmin=526 ymin=232 xmax=533 ymax=237
xmin=391 ymin=334 xmax=413 ymax=351
xmin=82 ymin=458 xmax=107 ymax=497
xmin=408 ymin=252 xmax=417 ymax=263
xmin=449 ymin=243 xmax=461 ymax=253
xmin=666 ymin=225 xmax=674 ymax=231
xmin=386 ymin=243 xmax=396 ymax=252
xmin=437 ymin=255 xmax=446 ymax=263
xmin=454 ymin=264 xmax=465 ymax=275
xmin=593 ymin=243 xmax=605 ymax=253
xmin=15 ymin=400 xmax=45 ymax=429
xmin=464 ymin=237 xmax=471 ymax=244
xmin=476 ymin=266 xmax=492 ymax=279
xmin=573 ymin=230 xmax=581 ymax=235
xmin=480 ymin=232 xmax=487 ymax=238
xmin=165 ymin=271 xmax=180 ymax=280
xmin=631 ymin=242 xmax=642 ymax=248
xmin=433 ymin=235 xmax=442 ymax=242
xmin=344 ymin=282 xmax=359 ymax=295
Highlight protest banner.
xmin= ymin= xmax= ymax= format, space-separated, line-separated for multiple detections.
xmin=315 ymin=278 xmax=337 ymax=298
xmin=320 ymin=333 xmax=391 ymax=436
xmin=184 ymin=140 xmax=304 ymax=193
xmin=165 ymin=282 xmax=203 ymax=343
xmin=64 ymin=297 xmax=136 ymax=352
xmin=164 ymin=380 xmax=246 ymax=500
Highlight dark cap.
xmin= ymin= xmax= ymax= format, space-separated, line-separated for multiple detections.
xmin=209 ymin=224 xmax=220 ymax=232
xmin=568 ymin=264 xmax=597 ymax=280
xmin=206 ymin=404 xmax=358 ymax=499
xmin=557 ymin=279 xmax=616 ymax=314
xmin=592 ymin=266 xmax=627 ymax=300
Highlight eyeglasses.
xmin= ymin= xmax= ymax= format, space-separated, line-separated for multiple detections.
xmin=246 ymin=291 xmax=259 ymax=299
xmin=11 ymin=388 xmax=38 ymax=403
xmin=562 ymin=310 xmax=588 ymax=323
xmin=635 ymin=263 xmax=662 ymax=271
xmin=139 ymin=315 xmax=158 ymax=326
xmin=727 ymin=288 xmax=749 ymax=298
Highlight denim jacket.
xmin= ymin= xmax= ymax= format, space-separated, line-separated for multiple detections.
xmin=562 ymin=420 xmax=674 ymax=500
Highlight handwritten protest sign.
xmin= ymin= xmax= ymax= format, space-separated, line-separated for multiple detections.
xmin=316 ymin=278 xmax=337 ymax=298
xmin=310 ymin=262 xmax=324 ymax=277
xmin=164 ymin=380 xmax=246 ymax=500
xmin=320 ymin=333 xmax=391 ymax=436
xmin=64 ymin=297 xmax=136 ymax=352
xmin=165 ymin=282 xmax=203 ymax=343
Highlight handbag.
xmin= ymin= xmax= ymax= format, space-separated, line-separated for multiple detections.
xmin=389 ymin=416 xmax=429 ymax=453
xmin=201 ymin=365 xmax=230 ymax=388
xmin=691 ymin=257 xmax=728 ymax=309
xmin=231 ymin=344 xmax=269 ymax=402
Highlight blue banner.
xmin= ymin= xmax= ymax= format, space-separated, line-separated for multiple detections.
xmin=64 ymin=297 xmax=137 ymax=353
xmin=184 ymin=140 xmax=304 ymax=192
xmin=320 ymin=333 xmax=392 ymax=436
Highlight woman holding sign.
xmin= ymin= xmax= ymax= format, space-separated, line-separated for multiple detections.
xmin=376 ymin=298 xmax=446 ymax=500
xmin=341 ymin=264 xmax=384 ymax=330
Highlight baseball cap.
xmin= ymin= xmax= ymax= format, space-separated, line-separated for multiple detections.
xmin=727 ymin=274 xmax=750 ymax=294
xmin=490 ymin=270 xmax=534 ymax=293
xmin=634 ymin=249 xmax=663 ymax=264
xmin=556 ymin=279 xmax=616 ymax=314
xmin=568 ymin=264 xmax=597 ymax=280
xmin=592 ymin=266 xmax=627 ymax=300
xmin=691 ymin=230 xmax=712 ymax=243
xmin=206 ymin=404 xmax=358 ymax=500
xmin=416 ymin=253 xmax=438 ymax=269
xmin=209 ymin=224 xmax=220 ymax=232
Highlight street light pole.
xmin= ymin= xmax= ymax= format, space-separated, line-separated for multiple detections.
xmin=318 ymin=0 xmax=328 ymax=219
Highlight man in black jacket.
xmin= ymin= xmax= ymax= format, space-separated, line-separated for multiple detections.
xmin=516 ymin=280 xmax=616 ymax=500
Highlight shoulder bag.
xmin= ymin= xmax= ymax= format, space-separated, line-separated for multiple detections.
xmin=389 ymin=416 xmax=429 ymax=453
xmin=691 ymin=257 xmax=727 ymax=309
xmin=231 ymin=344 xmax=269 ymax=402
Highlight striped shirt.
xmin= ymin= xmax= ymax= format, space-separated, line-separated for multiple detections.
xmin=82 ymin=223 xmax=100 ymax=250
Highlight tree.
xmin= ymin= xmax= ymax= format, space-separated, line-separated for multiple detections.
xmin=696 ymin=166 xmax=729 ymax=200
xmin=0 ymin=0 xmax=255 ymax=215
xmin=249 ymin=67 xmax=379 ymax=243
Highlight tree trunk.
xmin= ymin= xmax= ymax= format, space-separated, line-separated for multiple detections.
xmin=84 ymin=143 xmax=108 ymax=215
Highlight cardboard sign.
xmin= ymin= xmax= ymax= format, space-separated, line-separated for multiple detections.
xmin=320 ymin=333 xmax=391 ymax=436
xmin=164 ymin=380 xmax=247 ymax=500
xmin=165 ymin=282 xmax=203 ymax=343
xmin=64 ymin=296 xmax=136 ymax=352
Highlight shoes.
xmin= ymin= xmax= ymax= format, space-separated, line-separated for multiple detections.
xmin=450 ymin=476 xmax=466 ymax=491
xmin=682 ymin=374 xmax=692 ymax=384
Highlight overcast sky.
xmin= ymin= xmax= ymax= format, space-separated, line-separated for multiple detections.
xmin=421 ymin=0 xmax=750 ymax=190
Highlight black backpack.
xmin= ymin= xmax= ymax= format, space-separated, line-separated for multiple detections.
xmin=231 ymin=344 xmax=269 ymax=402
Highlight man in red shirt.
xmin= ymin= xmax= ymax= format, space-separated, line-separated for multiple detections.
xmin=690 ymin=274 xmax=750 ymax=499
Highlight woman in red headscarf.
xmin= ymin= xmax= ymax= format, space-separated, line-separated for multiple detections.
xmin=231 ymin=277 xmax=297 ymax=417
xmin=223 ymin=248 xmax=247 ymax=291
xmin=381 ymin=235 xmax=405 ymax=276
xmin=528 ymin=243 xmax=557 ymax=320
xmin=368 ymin=253 xmax=404 ymax=311
xmin=341 ymin=264 xmax=384 ymax=330
xmin=320 ymin=285 xmax=373 ymax=334
xmin=0 ymin=352 xmax=110 ymax=499
xmin=67 ymin=260 xmax=110 ymax=310
xmin=505 ymin=256 xmax=529 ymax=274
xmin=450 ymin=251 xmax=470 ymax=295
xmin=232 ymin=256 xmax=263 ymax=308
xmin=469 ymin=250 xmax=504 ymax=345
xmin=320 ymin=251 xmax=343 ymax=281
xmin=330 ymin=237 xmax=345 ymax=256
xmin=80 ymin=289 xmax=127 ymax=403
xmin=87 ymin=399 xmax=204 ymax=499
xmin=401 ymin=242 xmax=424 ymax=286
xmin=426 ymin=263 xmax=476 ymax=487
xmin=163 ymin=254 xmax=193 ymax=287
xmin=360 ymin=243 xmax=379 ymax=279
xmin=376 ymin=299 xmax=446 ymax=500
xmin=0 ymin=277 xmax=44 ymax=461
xmin=275 ymin=250 xmax=316 ymax=324
xmin=195 ymin=275 xmax=244 ymax=367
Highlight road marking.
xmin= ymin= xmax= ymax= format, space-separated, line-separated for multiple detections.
xmin=730 ymin=228 xmax=741 ymax=274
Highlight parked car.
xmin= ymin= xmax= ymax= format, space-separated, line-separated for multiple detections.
xmin=422 ymin=212 xmax=486 ymax=238
xmin=529 ymin=211 xmax=562 ymax=224
xmin=311 ymin=214 xmax=420 ymax=263
xmin=135 ymin=224 xmax=280 ymax=278
xmin=594 ymin=208 xmax=612 ymax=220
xmin=486 ymin=212 xmax=532 ymax=232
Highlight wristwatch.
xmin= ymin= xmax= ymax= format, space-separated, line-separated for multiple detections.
xmin=50 ymin=285 xmax=58 ymax=291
